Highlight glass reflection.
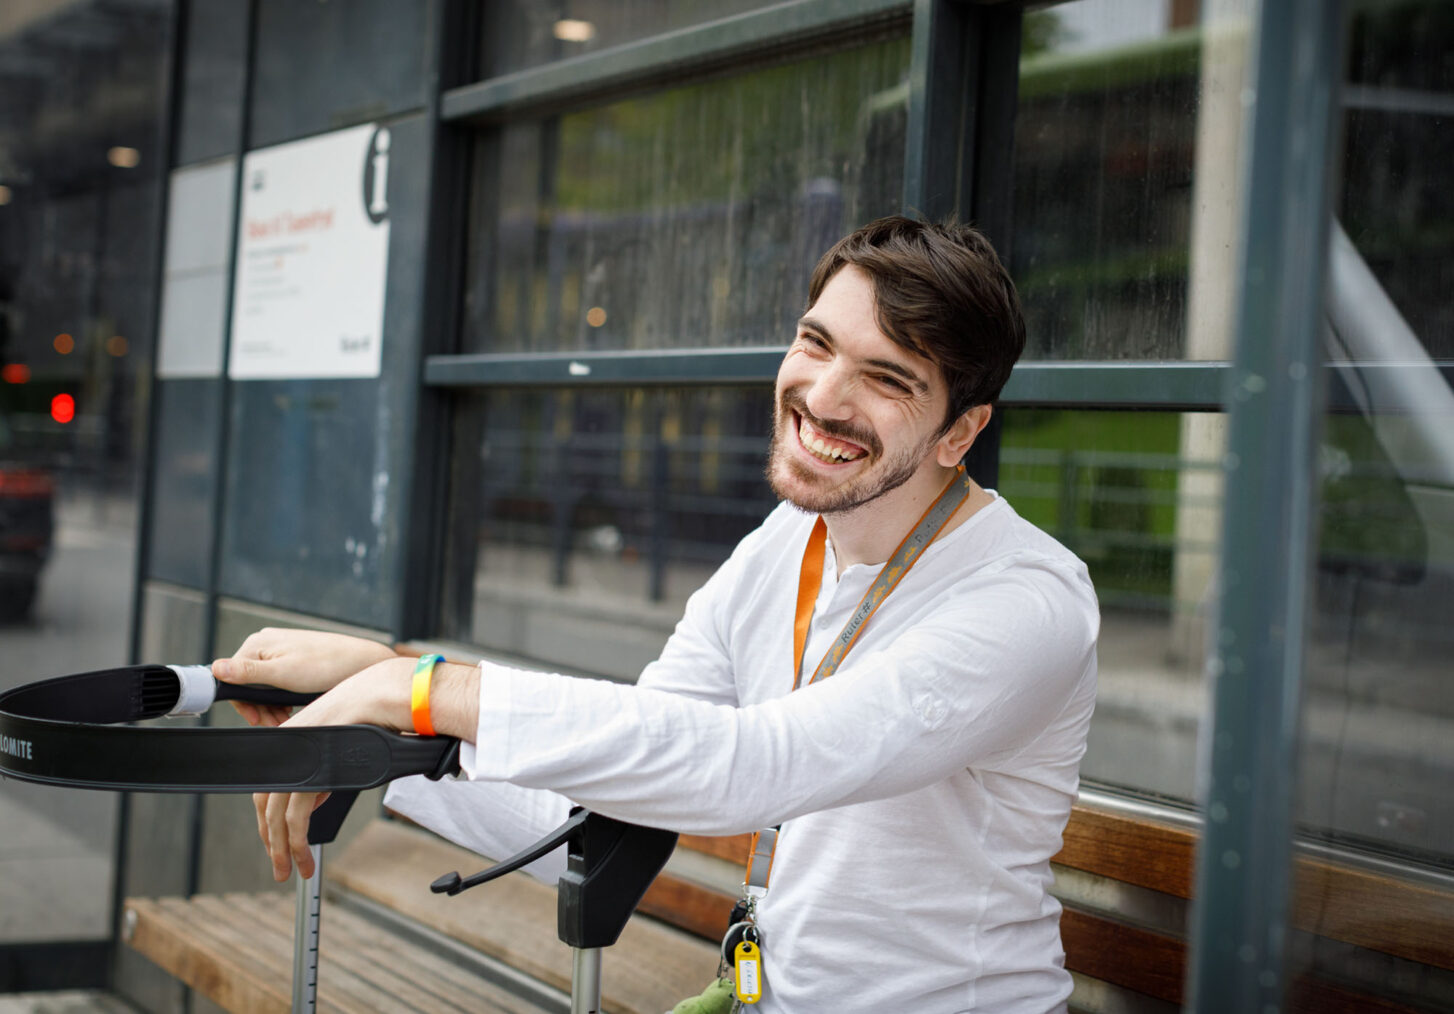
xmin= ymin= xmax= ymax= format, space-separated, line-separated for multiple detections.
xmin=482 ymin=0 xmax=788 ymax=76
xmin=1287 ymin=5 xmax=1454 ymax=1004
xmin=443 ymin=387 xmax=776 ymax=679
xmin=1340 ymin=0 xmax=1454 ymax=360
xmin=1014 ymin=0 xmax=1251 ymax=361
xmin=0 ymin=0 xmax=171 ymax=948
xmin=1000 ymin=409 xmax=1218 ymax=801
xmin=464 ymin=38 xmax=910 ymax=354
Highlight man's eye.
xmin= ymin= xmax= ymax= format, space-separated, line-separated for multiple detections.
xmin=798 ymin=333 xmax=828 ymax=350
xmin=875 ymin=375 xmax=909 ymax=393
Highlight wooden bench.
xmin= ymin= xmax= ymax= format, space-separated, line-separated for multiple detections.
xmin=123 ymin=819 xmax=720 ymax=1013
xmin=124 ymin=796 xmax=1454 ymax=1012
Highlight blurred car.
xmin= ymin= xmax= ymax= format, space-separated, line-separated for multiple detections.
xmin=0 ymin=415 xmax=54 ymax=618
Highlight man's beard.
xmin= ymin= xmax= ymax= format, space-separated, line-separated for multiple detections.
xmin=765 ymin=391 xmax=933 ymax=515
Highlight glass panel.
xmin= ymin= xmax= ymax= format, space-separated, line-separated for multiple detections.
xmin=1299 ymin=410 xmax=1453 ymax=859
xmin=1339 ymin=2 xmax=1454 ymax=359
xmin=481 ymin=0 xmax=784 ymax=77
xmin=217 ymin=113 xmax=433 ymax=629
xmin=146 ymin=380 xmax=220 ymax=588
xmin=0 ymin=0 xmax=172 ymax=950
xmin=441 ymin=386 xmax=776 ymax=680
xmin=249 ymin=0 xmax=430 ymax=149
xmin=463 ymin=37 xmax=910 ymax=354
xmin=999 ymin=408 xmax=1220 ymax=801
xmin=176 ymin=0 xmax=249 ymax=166
xmin=1013 ymin=0 xmax=1252 ymax=360
xmin=1285 ymin=7 xmax=1454 ymax=1005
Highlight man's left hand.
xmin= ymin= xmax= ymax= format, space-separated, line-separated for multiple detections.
xmin=253 ymin=656 xmax=478 ymax=881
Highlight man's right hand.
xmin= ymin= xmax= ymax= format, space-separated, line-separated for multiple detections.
xmin=212 ymin=628 xmax=398 ymax=727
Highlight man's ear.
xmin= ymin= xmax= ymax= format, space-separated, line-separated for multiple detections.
xmin=936 ymin=404 xmax=993 ymax=467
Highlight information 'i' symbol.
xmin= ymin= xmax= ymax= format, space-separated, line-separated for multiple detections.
xmin=363 ymin=127 xmax=391 ymax=224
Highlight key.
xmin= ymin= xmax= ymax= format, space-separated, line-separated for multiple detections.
xmin=721 ymin=920 xmax=754 ymax=967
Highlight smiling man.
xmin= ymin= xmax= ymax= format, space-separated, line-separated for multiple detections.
xmin=217 ymin=217 xmax=1099 ymax=1013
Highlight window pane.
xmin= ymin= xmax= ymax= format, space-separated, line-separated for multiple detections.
xmin=462 ymin=37 xmax=910 ymax=354
xmin=1283 ymin=8 xmax=1454 ymax=1003
xmin=249 ymin=0 xmax=431 ymax=148
xmin=1298 ymin=408 xmax=1454 ymax=860
xmin=0 ymin=0 xmax=171 ymax=950
xmin=176 ymin=0 xmax=248 ymax=166
xmin=482 ymin=0 xmax=784 ymax=76
xmin=1339 ymin=3 xmax=1454 ymax=358
xmin=1013 ymin=0 xmax=1250 ymax=360
xmin=146 ymin=380 xmax=220 ymax=588
xmin=441 ymin=386 xmax=776 ymax=679
xmin=999 ymin=408 xmax=1220 ymax=801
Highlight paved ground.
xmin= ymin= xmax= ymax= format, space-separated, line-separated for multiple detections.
xmin=0 ymin=492 xmax=135 ymax=947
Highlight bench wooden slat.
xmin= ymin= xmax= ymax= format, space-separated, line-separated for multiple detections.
xmin=203 ymin=894 xmax=417 ymax=1014
xmin=221 ymin=894 xmax=480 ymax=1014
xmin=637 ymin=871 xmax=734 ymax=943
xmin=126 ymin=891 xmax=552 ymax=1013
xmin=1051 ymin=801 xmax=1454 ymax=974
xmin=676 ymin=833 xmax=750 ymax=865
xmin=1062 ymin=906 xmax=1430 ymax=1014
xmin=1060 ymin=906 xmax=1186 ymax=1005
xmin=126 ymin=897 xmax=293 ymax=1014
xmin=1055 ymin=803 xmax=1197 ymax=899
xmin=292 ymin=897 xmax=542 ymax=1013
xmin=328 ymin=820 xmax=718 ymax=1014
xmin=1292 ymin=857 xmax=1454 ymax=973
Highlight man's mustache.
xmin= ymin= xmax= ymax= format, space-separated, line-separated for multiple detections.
xmin=778 ymin=391 xmax=881 ymax=457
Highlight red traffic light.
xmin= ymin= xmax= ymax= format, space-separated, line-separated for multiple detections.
xmin=51 ymin=393 xmax=75 ymax=424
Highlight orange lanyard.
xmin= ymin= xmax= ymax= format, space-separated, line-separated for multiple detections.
xmin=747 ymin=465 xmax=975 ymax=894
xmin=792 ymin=464 xmax=974 ymax=690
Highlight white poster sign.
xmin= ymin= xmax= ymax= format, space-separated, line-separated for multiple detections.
xmin=228 ymin=123 xmax=391 ymax=379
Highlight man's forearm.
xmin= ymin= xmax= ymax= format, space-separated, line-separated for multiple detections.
xmin=428 ymin=661 xmax=480 ymax=741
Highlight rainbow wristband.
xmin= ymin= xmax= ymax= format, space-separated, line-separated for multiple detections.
xmin=411 ymin=654 xmax=445 ymax=736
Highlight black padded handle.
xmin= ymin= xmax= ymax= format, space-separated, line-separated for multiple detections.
xmin=0 ymin=664 xmax=462 ymax=792
xmin=214 ymin=681 xmax=320 ymax=709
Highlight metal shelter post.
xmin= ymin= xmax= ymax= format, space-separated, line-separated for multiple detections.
xmin=1187 ymin=1 xmax=1346 ymax=1011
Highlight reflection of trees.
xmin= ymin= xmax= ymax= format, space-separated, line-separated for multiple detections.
xmin=483 ymin=39 xmax=911 ymax=353
xmin=1011 ymin=30 xmax=1201 ymax=360
xmin=551 ymin=43 xmax=909 ymax=212
xmin=1021 ymin=9 xmax=1070 ymax=57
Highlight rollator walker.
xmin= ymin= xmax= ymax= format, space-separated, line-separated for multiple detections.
xmin=0 ymin=662 xmax=677 ymax=1014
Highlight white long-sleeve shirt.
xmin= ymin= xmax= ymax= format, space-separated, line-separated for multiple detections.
xmin=387 ymin=494 xmax=1099 ymax=1013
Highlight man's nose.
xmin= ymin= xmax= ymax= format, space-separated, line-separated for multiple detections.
xmin=801 ymin=362 xmax=856 ymax=421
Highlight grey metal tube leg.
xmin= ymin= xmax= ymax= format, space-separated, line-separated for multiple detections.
xmin=571 ymin=946 xmax=603 ymax=1014
xmin=292 ymin=843 xmax=323 ymax=1014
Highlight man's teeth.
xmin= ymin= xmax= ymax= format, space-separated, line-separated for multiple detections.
xmin=798 ymin=418 xmax=862 ymax=462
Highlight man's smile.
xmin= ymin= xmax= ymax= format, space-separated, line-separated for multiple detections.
xmin=793 ymin=410 xmax=870 ymax=466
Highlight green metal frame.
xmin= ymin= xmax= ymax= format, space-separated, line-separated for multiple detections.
xmin=423 ymin=349 xmax=1449 ymax=414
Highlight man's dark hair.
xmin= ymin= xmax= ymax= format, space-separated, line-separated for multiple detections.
xmin=807 ymin=216 xmax=1026 ymax=429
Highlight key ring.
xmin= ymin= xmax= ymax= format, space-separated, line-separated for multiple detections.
xmin=720 ymin=920 xmax=759 ymax=967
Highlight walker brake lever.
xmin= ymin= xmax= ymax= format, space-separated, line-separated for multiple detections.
xmin=431 ymin=807 xmax=679 ymax=950
xmin=431 ymin=808 xmax=590 ymax=895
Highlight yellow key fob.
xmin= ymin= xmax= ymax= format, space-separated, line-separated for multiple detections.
xmin=733 ymin=939 xmax=763 ymax=1004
